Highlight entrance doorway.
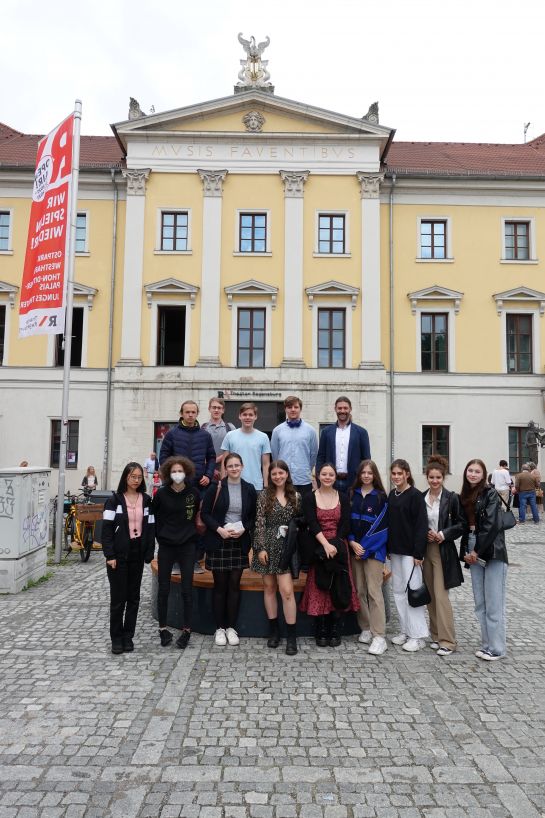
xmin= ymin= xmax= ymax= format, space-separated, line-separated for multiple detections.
xmin=157 ymin=305 xmax=186 ymax=365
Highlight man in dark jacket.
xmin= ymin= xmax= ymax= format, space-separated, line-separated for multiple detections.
xmin=159 ymin=400 xmax=216 ymax=571
xmin=316 ymin=396 xmax=371 ymax=493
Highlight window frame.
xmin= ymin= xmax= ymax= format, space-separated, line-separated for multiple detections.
xmin=314 ymin=211 xmax=351 ymax=256
xmin=50 ymin=419 xmax=80 ymax=469
xmin=506 ymin=312 xmax=533 ymax=374
xmin=421 ymin=424 xmax=450 ymax=472
xmin=47 ymin=301 xmax=90 ymax=367
xmin=500 ymin=309 xmax=539 ymax=374
xmin=420 ymin=311 xmax=449 ymax=373
xmin=0 ymin=304 xmax=6 ymax=366
xmin=75 ymin=211 xmax=89 ymax=254
xmin=416 ymin=216 xmax=453 ymax=261
xmin=153 ymin=302 xmax=189 ymax=367
xmin=155 ymin=208 xmax=192 ymax=254
xmin=234 ymin=210 xmax=271 ymax=256
xmin=236 ymin=306 xmax=267 ymax=368
xmin=501 ymin=217 xmax=536 ymax=263
xmin=316 ymin=307 xmax=346 ymax=368
xmin=413 ymin=306 xmax=456 ymax=372
xmin=0 ymin=209 xmax=13 ymax=253
xmin=508 ymin=426 xmax=530 ymax=474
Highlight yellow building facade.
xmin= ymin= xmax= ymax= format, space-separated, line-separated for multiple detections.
xmin=1 ymin=67 xmax=545 ymax=489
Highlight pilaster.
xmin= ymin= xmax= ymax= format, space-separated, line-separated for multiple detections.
xmin=279 ymin=170 xmax=309 ymax=368
xmin=357 ymin=172 xmax=384 ymax=370
xmin=196 ymin=169 xmax=228 ymax=367
xmin=118 ymin=169 xmax=150 ymax=365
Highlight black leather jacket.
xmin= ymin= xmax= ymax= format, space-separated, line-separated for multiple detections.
xmin=460 ymin=485 xmax=508 ymax=564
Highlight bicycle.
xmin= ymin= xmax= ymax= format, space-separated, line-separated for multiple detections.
xmin=61 ymin=490 xmax=104 ymax=562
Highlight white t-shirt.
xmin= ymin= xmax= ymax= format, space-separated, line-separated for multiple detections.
xmin=491 ymin=468 xmax=512 ymax=492
xmin=221 ymin=428 xmax=271 ymax=491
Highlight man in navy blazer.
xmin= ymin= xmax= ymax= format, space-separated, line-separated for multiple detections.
xmin=316 ymin=396 xmax=371 ymax=492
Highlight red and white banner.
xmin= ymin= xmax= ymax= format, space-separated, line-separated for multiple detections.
xmin=19 ymin=113 xmax=74 ymax=337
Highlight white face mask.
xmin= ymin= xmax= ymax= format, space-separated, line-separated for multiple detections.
xmin=171 ymin=472 xmax=185 ymax=484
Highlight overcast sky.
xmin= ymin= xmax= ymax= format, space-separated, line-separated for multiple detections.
xmin=3 ymin=0 xmax=544 ymax=145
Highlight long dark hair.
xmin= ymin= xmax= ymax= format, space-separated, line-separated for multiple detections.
xmin=117 ymin=462 xmax=145 ymax=494
xmin=351 ymin=459 xmax=386 ymax=495
xmin=460 ymin=458 xmax=488 ymax=512
xmin=390 ymin=458 xmax=414 ymax=487
xmin=263 ymin=459 xmax=298 ymax=515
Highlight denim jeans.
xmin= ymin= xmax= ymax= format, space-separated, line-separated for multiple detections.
xmin=470 ymin=560 xmax=508 ymax=656
xmin=518 ymin=491 xmax=539 ymax=523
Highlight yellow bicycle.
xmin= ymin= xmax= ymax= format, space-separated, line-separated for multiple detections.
xmin=63 ymin=492 xmax=104 ymax=562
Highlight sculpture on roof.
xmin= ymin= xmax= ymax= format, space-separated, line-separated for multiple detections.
xmin=236 ymin=33 xmax=273 ymax=92
xmin=128 ymin=97 xmax=146 ymax=120
xmin=526 ymin=420 xmax=545 ymax=465
xmin=363 ymin=102 xmax=379 ymax=124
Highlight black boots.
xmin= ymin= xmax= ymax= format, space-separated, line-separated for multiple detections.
xmin=315 ymin=616 xmax=328 ymax=647
xmin=285 ymin=623 xmax=298 ymax=656
xmin=329 ymin=614 xmax=343 ymax=647
xmin=267 ymin=618 xmax=280 ymax=648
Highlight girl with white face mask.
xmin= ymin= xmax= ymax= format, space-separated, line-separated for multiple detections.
xmin=151 ymin=456 xmax=200 ymax=650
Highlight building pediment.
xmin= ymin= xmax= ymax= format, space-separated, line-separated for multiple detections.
xmin=144 ymin=278 xmax=199 ymax=308
xmin=72 ymin=282 xmax=98 ymax=310
xmin=224 ymin=279 xmax=278 ymax=309
xmin=408 ymin=285 xmax=464 ymax=315
xmin=306 ymin=280 xmax=360 ymax=309
xmin=493 ymin=286 xmax=545 ymax=315
xmin=0 ymin=280 xmax=18 ymax=308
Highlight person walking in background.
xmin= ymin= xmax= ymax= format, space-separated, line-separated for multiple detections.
xmin=422 ymin=455 xmax=464 ymax=657
xmin=527 ymin=461 xmax=543 ymax=517
xmin=251 ymin=460 xmax=301 ymax=655
xmin=388 ymin=459 xmax=429 ymax=653
xmin=348 ymin=460 xmax=389 ymax=656
xmin=459 ymin=458 xmax=508 ymax=661
xmin=201 ymin=397 xmax=236 ymax=480
xmin=81 ymin=465 xmax=98 ymax=494
xmin=271 ymin=395 xmax=318 ymax=496
xmin=201 ymin=453 xmax=257 ymax=648
xmin=144 ymin=451 xmax=158 ymax=492
xmin=102 ymin=462 xmax=155 ymax=655
xmin=152 ymin=456 xmax=201 ymax=650
xmin=300 ymin=463 xmax=359 ymax=648
xmin=316 ymin=396 xmax=371 ymax=494
xmin=221 ymin=403 xmax=271 ymax=491
xmin=159 ymin=400 xmax=216 ymax=572
xmin=514 ymin=463 xmax=540 ymax=524
xmin=489 ymin=460 xmax=513 ymax=505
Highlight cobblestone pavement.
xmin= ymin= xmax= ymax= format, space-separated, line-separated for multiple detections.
xmin=1 ymin=523 xmax=544 ymax=818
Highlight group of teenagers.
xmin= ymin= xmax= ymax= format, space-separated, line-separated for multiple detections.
xmin=101 ymin=395 xmax=509 ymax=663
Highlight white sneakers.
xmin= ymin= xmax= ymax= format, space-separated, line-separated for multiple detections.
xmin=214 ymin=627 xmax=240 ymax=646
xmin=214 ymin=628 xmax=227 ymax=646
xmin=358 ymin=630 xmax=372 ymax=644
xmin=225 ymin=628 xmax=240 ymax=646
xmin=368 ymin=636 xmax=387 ymax=655
xmin=402 ymin=638 xmax=426 ymax=652
xmin=391 ymin=633 xmax=408 ymax=646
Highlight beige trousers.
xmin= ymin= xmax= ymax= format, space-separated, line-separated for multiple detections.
xmin=423 ymin=541 xmax=457 ymax=650
xmin=351 ymin=555 xmax=386 ymax=637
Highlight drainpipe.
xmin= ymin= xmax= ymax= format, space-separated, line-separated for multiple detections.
xmin=102 ymin=168 xmax=119 ymax=488
xmin=389 ymin=173 xmax=396 ymax=462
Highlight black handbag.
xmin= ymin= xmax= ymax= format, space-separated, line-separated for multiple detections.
xmin=498 ymin=493 xmax=516 ymax=531
xmin=406 ymin=565 xmax=431 ymax=608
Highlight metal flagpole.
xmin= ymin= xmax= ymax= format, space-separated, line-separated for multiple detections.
xmin=54 ymin=100 xmax=82 ymax=564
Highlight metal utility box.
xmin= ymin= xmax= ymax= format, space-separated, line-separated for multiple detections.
xmin=0 ymin=467 xmax=50 ymax=593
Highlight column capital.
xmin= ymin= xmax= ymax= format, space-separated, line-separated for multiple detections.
xmin=279 ymin=170 xmax=310 ymax=198
xmin=356 ymin=172 xmax=384 ymax=199
xmin=122 ymin=168 xmax=150 ymax=196
xmin=197 ymin=169 xmax=228 ymax=197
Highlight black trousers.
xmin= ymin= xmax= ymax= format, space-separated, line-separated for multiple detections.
xmin=157 ymin=543 xmax=196 ymax=629
xmin=106 ymin=550 xmax=145 ymax=642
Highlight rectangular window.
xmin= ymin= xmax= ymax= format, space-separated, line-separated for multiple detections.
xmin=505 ymin=221 xmax=529 ymax=260
xmin=421 ymin=313 xmax=448 ymax=372
xmin=239 ymin=213 xmax=267 ymax=253
xmin=318 ymin=214 xmax=345 ymax=254
xmin=55 ymin=307 xmax=84 ymax=367
xmin=508 ymin=427 xmax=530 ymax=473
xmin=161 ymin=211 xmax=188 ymax=251
xmin=50 ymin=420 xmax=79 ymax=469
xmin=422 ymin=425 xmax=450 ymax=470
xmin=0 ymin=212 xmax=10 ymax=251
xmin=420 ymin=220 xmax=446 ymax=259
xmin=237 ymin=308 xmax=265 ymax=367
xmin=318 ymin=308 xmax=345 ymax=368
xmin=0 ymin=305 xmax=5 ymax=364
xmin=157 ymin=305 xmax=186 ymax=366
xmin=75 ymin=213 xmax=87 ymax=253
xmin=506 ymin=313 xmax=532 ymax=373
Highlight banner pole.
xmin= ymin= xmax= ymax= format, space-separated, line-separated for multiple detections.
xmin=54 ymin=100 xmax=82 ymax=564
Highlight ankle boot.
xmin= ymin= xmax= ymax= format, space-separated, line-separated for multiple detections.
xmin=315 ymin=616 xmax=328 ymax=647
xmin=329 ymin=614 xmax=342 ymax=647
xmin=267 ymin=618 xmax=280 ymax=648
xmin=285 ymin=623 xmax=298 ymax=656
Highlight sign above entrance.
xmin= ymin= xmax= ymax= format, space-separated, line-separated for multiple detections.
xmin=218 ymin=389 xmax=282 ymax=399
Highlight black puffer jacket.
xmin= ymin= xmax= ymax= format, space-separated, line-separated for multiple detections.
xmin=101 ymin=491 xmax=155 ymax=562
xmin=158 ymin=421 xmax=216 ymax=483
xmin=460 ymin=485 xmax=508 ymax=564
